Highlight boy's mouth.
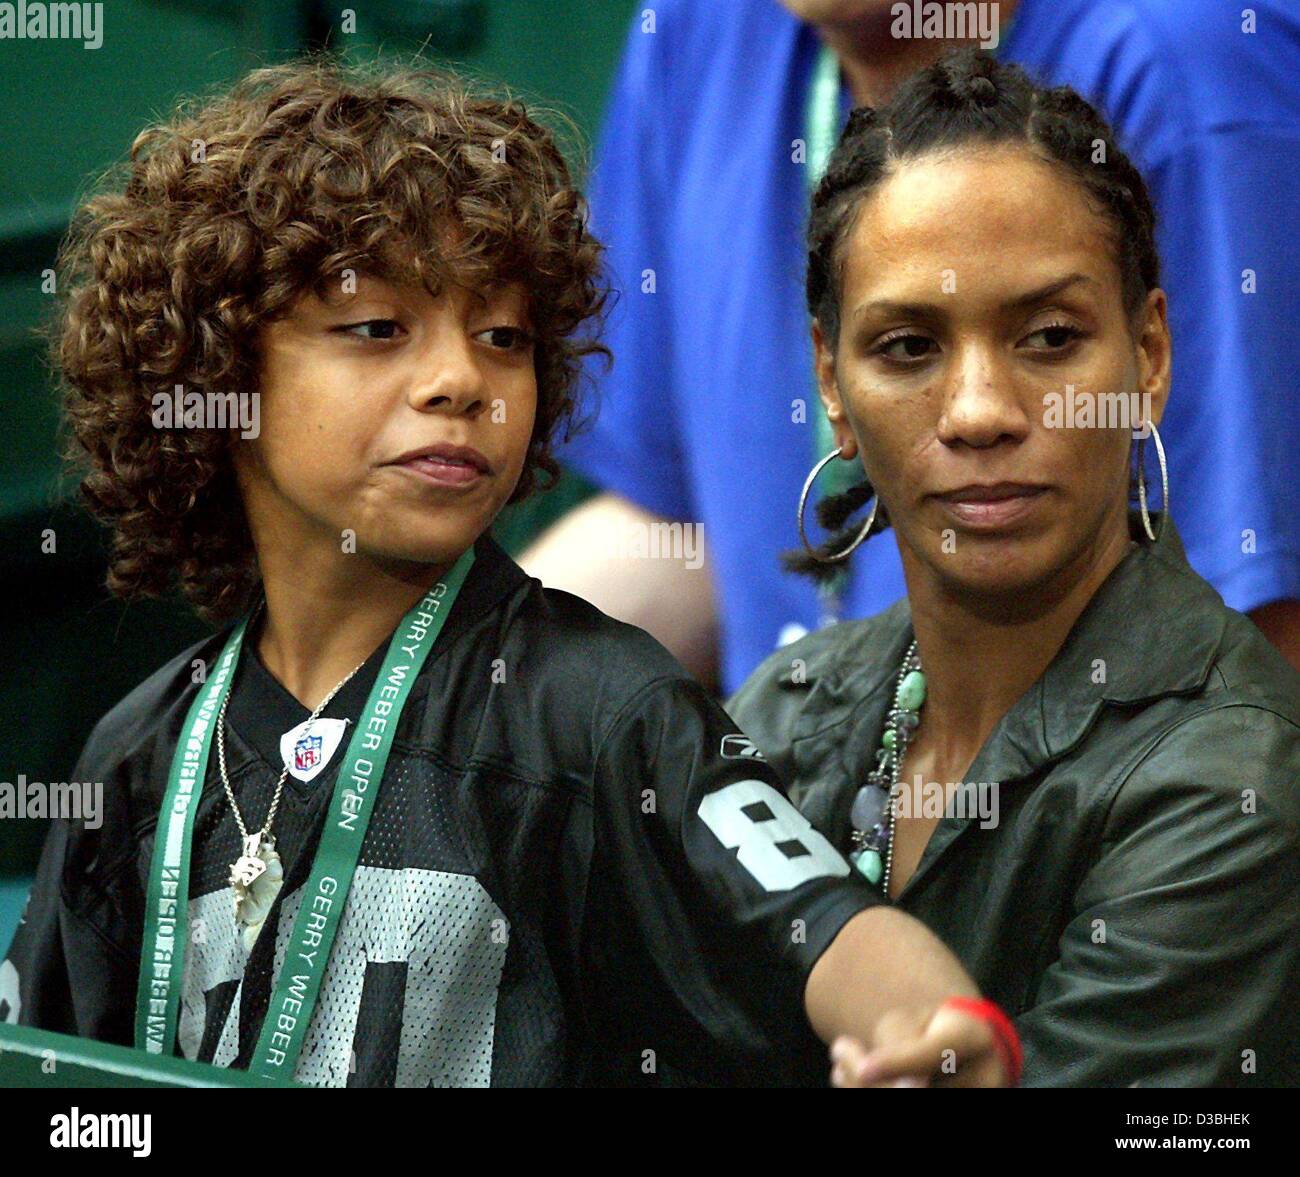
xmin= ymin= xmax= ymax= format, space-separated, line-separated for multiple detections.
xmin=389 ymin=442 xmax=492 ymax=488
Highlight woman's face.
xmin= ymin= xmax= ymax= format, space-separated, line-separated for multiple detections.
xmin=237 ymin=271 xmax=537 ymax=570
xmin=816 ymin=144 xmax=1171 ymax=604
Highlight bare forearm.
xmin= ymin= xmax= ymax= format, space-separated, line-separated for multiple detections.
xmin=804 ymin=906 xmax=978 ymax=1045
xmin=519 ymin=492 xmax=720 ymax=686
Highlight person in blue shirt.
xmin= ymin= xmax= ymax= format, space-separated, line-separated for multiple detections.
xmin=523 ymin=0 xmax=1300 ymax=695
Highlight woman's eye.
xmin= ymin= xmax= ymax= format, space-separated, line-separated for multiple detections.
xmin=1022 ymin=324 xmax=1082 ymax=350
xmin=476 ymin=326 xmax=534 ymax=351
xmin=876 ymin=333 xmax=936 ymax=362
xmin=339 ymin=319 xmax=403 ymax=341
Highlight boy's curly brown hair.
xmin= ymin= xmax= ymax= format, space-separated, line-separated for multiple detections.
xmin=53 ymin=54 xmax=608 ymax=622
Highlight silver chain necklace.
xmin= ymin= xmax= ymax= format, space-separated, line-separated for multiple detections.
xmin=217 ymin=599 xmax=368 ymax=944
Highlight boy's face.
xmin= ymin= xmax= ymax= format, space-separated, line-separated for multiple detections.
xmin=239 ymin=272 xmax=537 ymax=571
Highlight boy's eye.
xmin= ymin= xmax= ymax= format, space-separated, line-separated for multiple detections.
xmin=338 ymin=319 xmax=403 ymax=341
xmin=1021 ymin=323 xmax=1083 ymax=350
xmin=874 ymin=333 xmax=936 ymax=363
xmin=475 ymin=326 xmax=535 ymax=351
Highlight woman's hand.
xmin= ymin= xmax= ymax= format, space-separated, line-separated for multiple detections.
xmin=829 ymin=1002 xmax=1010 ymax=1088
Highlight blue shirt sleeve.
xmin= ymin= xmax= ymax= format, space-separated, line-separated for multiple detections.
xmin=559 ymin=6 xmax=695 ymax=523
xmin=1147 ymin=121 xmax=1300 ymax=611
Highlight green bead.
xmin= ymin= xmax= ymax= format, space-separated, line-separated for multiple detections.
xmin=881 ymin=729 xmax=896 ymax=750
xmin=897 ymin=669 xmax=927 ymax=712
xmin=854 ymin=848 xmax=883 ymax=884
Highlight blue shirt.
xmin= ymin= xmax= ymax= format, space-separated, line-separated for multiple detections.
xmin=559 ymin=0 xmax=1300 ymax=694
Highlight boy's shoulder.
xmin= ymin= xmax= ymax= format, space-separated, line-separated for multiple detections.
xmin=78 ymin=538 xmax=707 ymax=780
xmin=519 ymin=583 xmax=684 ymax=676
xmin=509 ymin=576 xmax=703 ymax=732
xmin=77 ymin=629 xmax=231 ymax=778
xmin=729 ymin=601 xmax=910 ymax=715
xmin=479 ymin=532 xmax=694 ymax=703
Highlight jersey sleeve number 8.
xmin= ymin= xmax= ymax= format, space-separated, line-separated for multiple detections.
xmin=698 ymin=779 xmax=849 ymax=892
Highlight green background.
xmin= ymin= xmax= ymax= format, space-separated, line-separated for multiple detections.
xmin=0 ymin=0 xmax=627 ymax=950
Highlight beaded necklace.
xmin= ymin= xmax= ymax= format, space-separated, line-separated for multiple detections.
xmin=848 ymin=639 xmax=925 ymax=894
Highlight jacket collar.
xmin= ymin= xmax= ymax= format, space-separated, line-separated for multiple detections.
xmin=1028 ymin=510 xmax=1225 ymax=761
xmin=800 ymin=510 xmax=1227 ymax=790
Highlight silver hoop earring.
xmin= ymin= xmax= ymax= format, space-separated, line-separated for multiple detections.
xmin=1135 ymin=421 xmax=1169 ymax=544
xmin=797 ymin=446 xmax=878 ymax=563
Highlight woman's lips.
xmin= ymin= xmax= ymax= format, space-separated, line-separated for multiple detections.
xmin=932 ymin=485 xmax=1049 ymax=529
xmin=396 ymin=456 xmax=486 ymax=487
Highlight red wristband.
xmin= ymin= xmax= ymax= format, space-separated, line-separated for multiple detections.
xmin=941 ymin=996 xmax=1023 ymax=1087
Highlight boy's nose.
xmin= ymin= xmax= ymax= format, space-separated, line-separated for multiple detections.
xmin=407 ymin=333 xmax=487 ymax=417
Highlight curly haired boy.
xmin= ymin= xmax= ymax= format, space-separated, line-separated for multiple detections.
xmin=2 ymin=56 xmax=1009 ymax=1087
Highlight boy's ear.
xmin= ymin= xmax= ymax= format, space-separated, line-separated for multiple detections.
xmin=811 ymin=320 xmax=858 ymax=461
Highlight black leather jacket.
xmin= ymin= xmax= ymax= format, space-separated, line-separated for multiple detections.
xmin=728 ymin=513 xmax=1300 ymax=1086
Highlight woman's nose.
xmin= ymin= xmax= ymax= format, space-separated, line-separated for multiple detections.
xmin=934 ymin=342 xmax=1032 ymax=449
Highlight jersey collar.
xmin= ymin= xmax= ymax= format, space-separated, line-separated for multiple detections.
xmin=220 ymin=531 xmax=530 ymax=784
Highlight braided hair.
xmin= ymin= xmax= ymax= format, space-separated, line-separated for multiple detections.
xmin=787 ymin=46 xmax=1161 ymax=581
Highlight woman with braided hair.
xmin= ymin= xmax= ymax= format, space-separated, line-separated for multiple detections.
xmin=729 ymin=48 xmax=1300 ymax=1088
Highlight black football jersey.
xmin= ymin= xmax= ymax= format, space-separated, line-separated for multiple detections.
xmin=1 ymin=534 xmax=880 ymax=1086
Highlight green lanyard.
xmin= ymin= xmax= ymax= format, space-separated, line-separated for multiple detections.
xmin=804 ymin=44 xmax=852 ymax=614
xmin=135 ymin=547 xmax=476 ymax=1079
xmin=135 ymin=620 xmax=245 ymax=1056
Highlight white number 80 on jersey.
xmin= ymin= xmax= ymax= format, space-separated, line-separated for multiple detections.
xmin=698 ymin=779 xmax=849 ymax=892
